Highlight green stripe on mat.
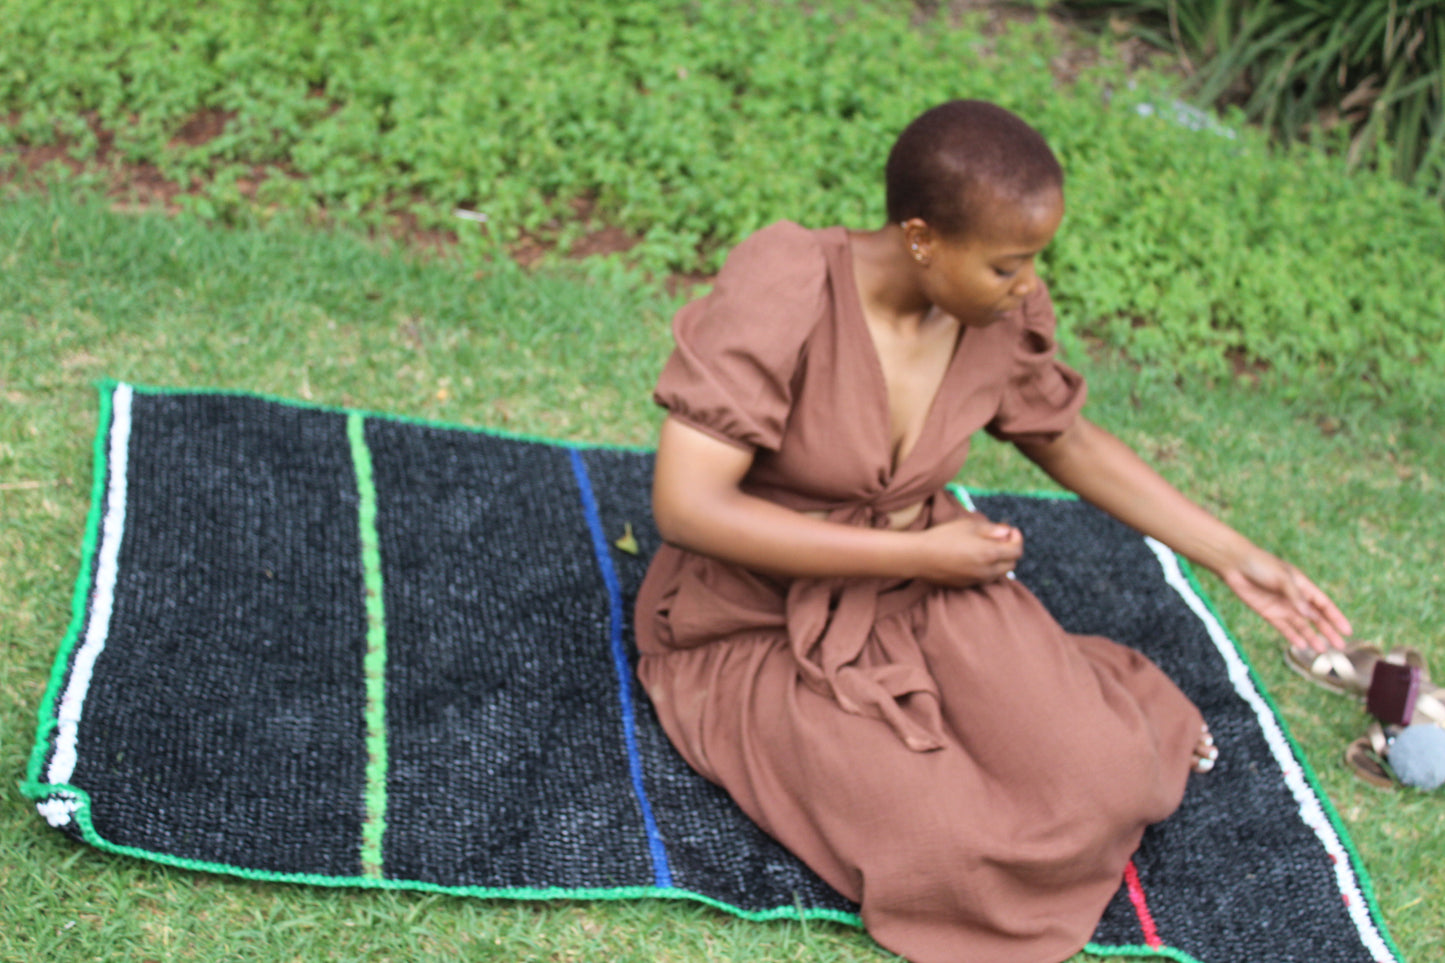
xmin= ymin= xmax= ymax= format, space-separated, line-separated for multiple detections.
xmin=348 ymin=412 xmax=389 ymax=879
xmin=1084 ymin=942 xmax=1200 ymax=963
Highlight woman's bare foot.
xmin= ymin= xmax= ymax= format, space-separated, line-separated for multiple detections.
xmin=1193 ymin=724 xmax=1219 ymax=773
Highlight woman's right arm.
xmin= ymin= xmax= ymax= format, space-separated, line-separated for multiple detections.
xmin=652 ymin=416 xmax=1022 ymax=586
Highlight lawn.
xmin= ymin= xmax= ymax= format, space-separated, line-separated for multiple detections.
xmin=3 ymin=185 xmax=1440 ymax=962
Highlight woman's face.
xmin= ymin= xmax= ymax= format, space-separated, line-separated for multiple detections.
xmin=914 ymin=186 xmax=1064 ymax=327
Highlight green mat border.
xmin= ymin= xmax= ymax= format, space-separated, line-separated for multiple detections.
xmin=21 ymin=381 xmax=1403 ymax=963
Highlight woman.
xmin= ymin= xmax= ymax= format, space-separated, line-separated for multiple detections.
xmin=633 ymin=100 xmax=1351 ymax=963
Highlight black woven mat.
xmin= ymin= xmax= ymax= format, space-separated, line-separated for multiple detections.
xmin=27 ymin=384 xmax=1400 ymax=963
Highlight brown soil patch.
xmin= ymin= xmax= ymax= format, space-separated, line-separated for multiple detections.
xmin=943 ymin=0 xmax=1173 ymax=84
xmin=511 ymin=195 xmax=642 ymax=267
xmin=6 ymin=110 xmax=214 ymax=215
xmin=169 ymin=107 xmax=235 ymax=149
xmin=1225 ymin=346 xmax=1273 ymax=385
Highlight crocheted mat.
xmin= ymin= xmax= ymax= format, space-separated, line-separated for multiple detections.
xmin=27 ymin=383 xmax=1400 ymax=963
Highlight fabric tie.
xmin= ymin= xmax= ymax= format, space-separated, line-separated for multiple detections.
xmin=785 ymin=501 xmax=943 ymax=752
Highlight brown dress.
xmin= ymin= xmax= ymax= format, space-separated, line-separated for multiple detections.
xmin=634 ymin=221 xmax=1203 ymax=963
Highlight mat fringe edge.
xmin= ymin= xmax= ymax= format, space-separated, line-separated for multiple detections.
xmin=20 ymin=782 xmax=869 ymax=928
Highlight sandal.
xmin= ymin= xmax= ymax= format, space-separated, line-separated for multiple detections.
xmin=1343 ymin=723 xmax=1396 ymax=789
xmin=1347 ymin=718 xmax=1445 ymax=790
xmin=1287 ymin=644 xmax=1382 ymax=698
xmin=1285 ymin=643 xmax=1428 ymax=699
xmin=1411 ymin=686 xmax=1445 ymax=728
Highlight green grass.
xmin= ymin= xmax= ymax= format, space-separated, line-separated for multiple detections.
xmin=3 ymin=188 xmax=1441 ymax=962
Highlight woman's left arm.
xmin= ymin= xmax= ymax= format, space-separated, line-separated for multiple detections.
xmin=1015 ymin=416 xmax=1352 ymax=653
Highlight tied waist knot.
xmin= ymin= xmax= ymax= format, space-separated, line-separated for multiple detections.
xmin=785 ymin=499 xmax=943 ymax=752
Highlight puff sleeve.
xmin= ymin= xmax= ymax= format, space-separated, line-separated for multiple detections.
xmin=985 ymin=281 xmax=1088 ymax=444
xmin=653 ymin=221 xmax=828 ymax=451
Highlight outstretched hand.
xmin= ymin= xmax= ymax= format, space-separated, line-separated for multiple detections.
xmin=1219 ymin=548 xmax=1352 ymax=653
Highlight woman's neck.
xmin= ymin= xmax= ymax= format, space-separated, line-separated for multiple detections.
xmin=847 ymin=225 xmax=934 ymax=333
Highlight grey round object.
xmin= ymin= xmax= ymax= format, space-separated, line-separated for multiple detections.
xmin=1390 ymin=724 xmax=1445 ymax=791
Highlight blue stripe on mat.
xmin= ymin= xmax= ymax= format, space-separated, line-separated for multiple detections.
xmin=568 ymin=448 xmax=673 ymax=889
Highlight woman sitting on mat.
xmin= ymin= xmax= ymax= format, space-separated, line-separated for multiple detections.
xmin=632 ymin=99 xmax=1351 ymax=963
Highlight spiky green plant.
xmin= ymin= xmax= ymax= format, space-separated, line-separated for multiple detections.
xmin=1060 ymin=0 xmax=1445 ymax=197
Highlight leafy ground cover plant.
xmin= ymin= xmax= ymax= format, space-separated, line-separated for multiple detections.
xmin=2 ymin=0 xmax=1443 ymax=412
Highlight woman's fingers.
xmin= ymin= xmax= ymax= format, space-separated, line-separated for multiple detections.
xmin=916 ymin=516 xmax=1024 ymax=587
xmin=1293 ymin=570 xmax=1352 ymax=643
xmin=1271 ymin=608 xmax=1326 ymax=654
xmin=1277 ymin=568 xmax=1350 ymax=652
xmin=1224 ymin=558 xmax=1351 ymax=653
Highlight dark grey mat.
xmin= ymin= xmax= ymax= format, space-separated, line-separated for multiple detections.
xmin=26 ymin=383 xmax=1400 ymax=963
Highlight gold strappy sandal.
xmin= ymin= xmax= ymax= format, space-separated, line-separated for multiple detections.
xmin=1285 ymin=643 xmax=1427 ymax=699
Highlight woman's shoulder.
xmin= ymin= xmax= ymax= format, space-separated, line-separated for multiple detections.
xmin=703 ymin=221 xmax=841 ymax=318
xmin=718 ymin=220 xmax=842 ymax=277
xmin=657 ymin=222 xmax=841 ymax=451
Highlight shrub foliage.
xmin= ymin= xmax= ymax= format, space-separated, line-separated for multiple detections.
xmin=1 ymin=0 xmax=1442 ymax=410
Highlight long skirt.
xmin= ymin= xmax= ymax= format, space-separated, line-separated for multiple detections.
xmin=635 ymin=551 xmax=1202 ymax=963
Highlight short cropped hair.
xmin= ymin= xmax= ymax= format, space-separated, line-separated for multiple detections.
xmin=885 ymin=100 xmax=1063 ymax=240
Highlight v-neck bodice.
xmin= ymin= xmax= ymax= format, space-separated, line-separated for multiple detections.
xmin=834 ymin=230 xmax=969 ymax=478
xmin=735 ymin=226 xmax=1004 ymax=516
xmin=651 ymin=220 xmax=1086 ymax=520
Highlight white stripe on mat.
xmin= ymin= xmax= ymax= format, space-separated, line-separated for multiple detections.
xmin=43 ymin=383 xmax=134 ymax=826
xmin=1146 ymin=536 xmax=1396 ymax=963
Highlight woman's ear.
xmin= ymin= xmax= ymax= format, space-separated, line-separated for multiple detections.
xmin=900 ymin=218 xmax=933 ymax=267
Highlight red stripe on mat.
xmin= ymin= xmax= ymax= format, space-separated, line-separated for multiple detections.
xmin=1124 ymin=859 xmax=1163 ymax=950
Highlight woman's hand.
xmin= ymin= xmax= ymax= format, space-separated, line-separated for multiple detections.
xmin=1018 ymin=418 xmax=1354 ymax=652
xmin=911 ymin=515 xmax=1024 ymax=587
xmin=1218 ymin=548 xmax=1352 ymax=653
